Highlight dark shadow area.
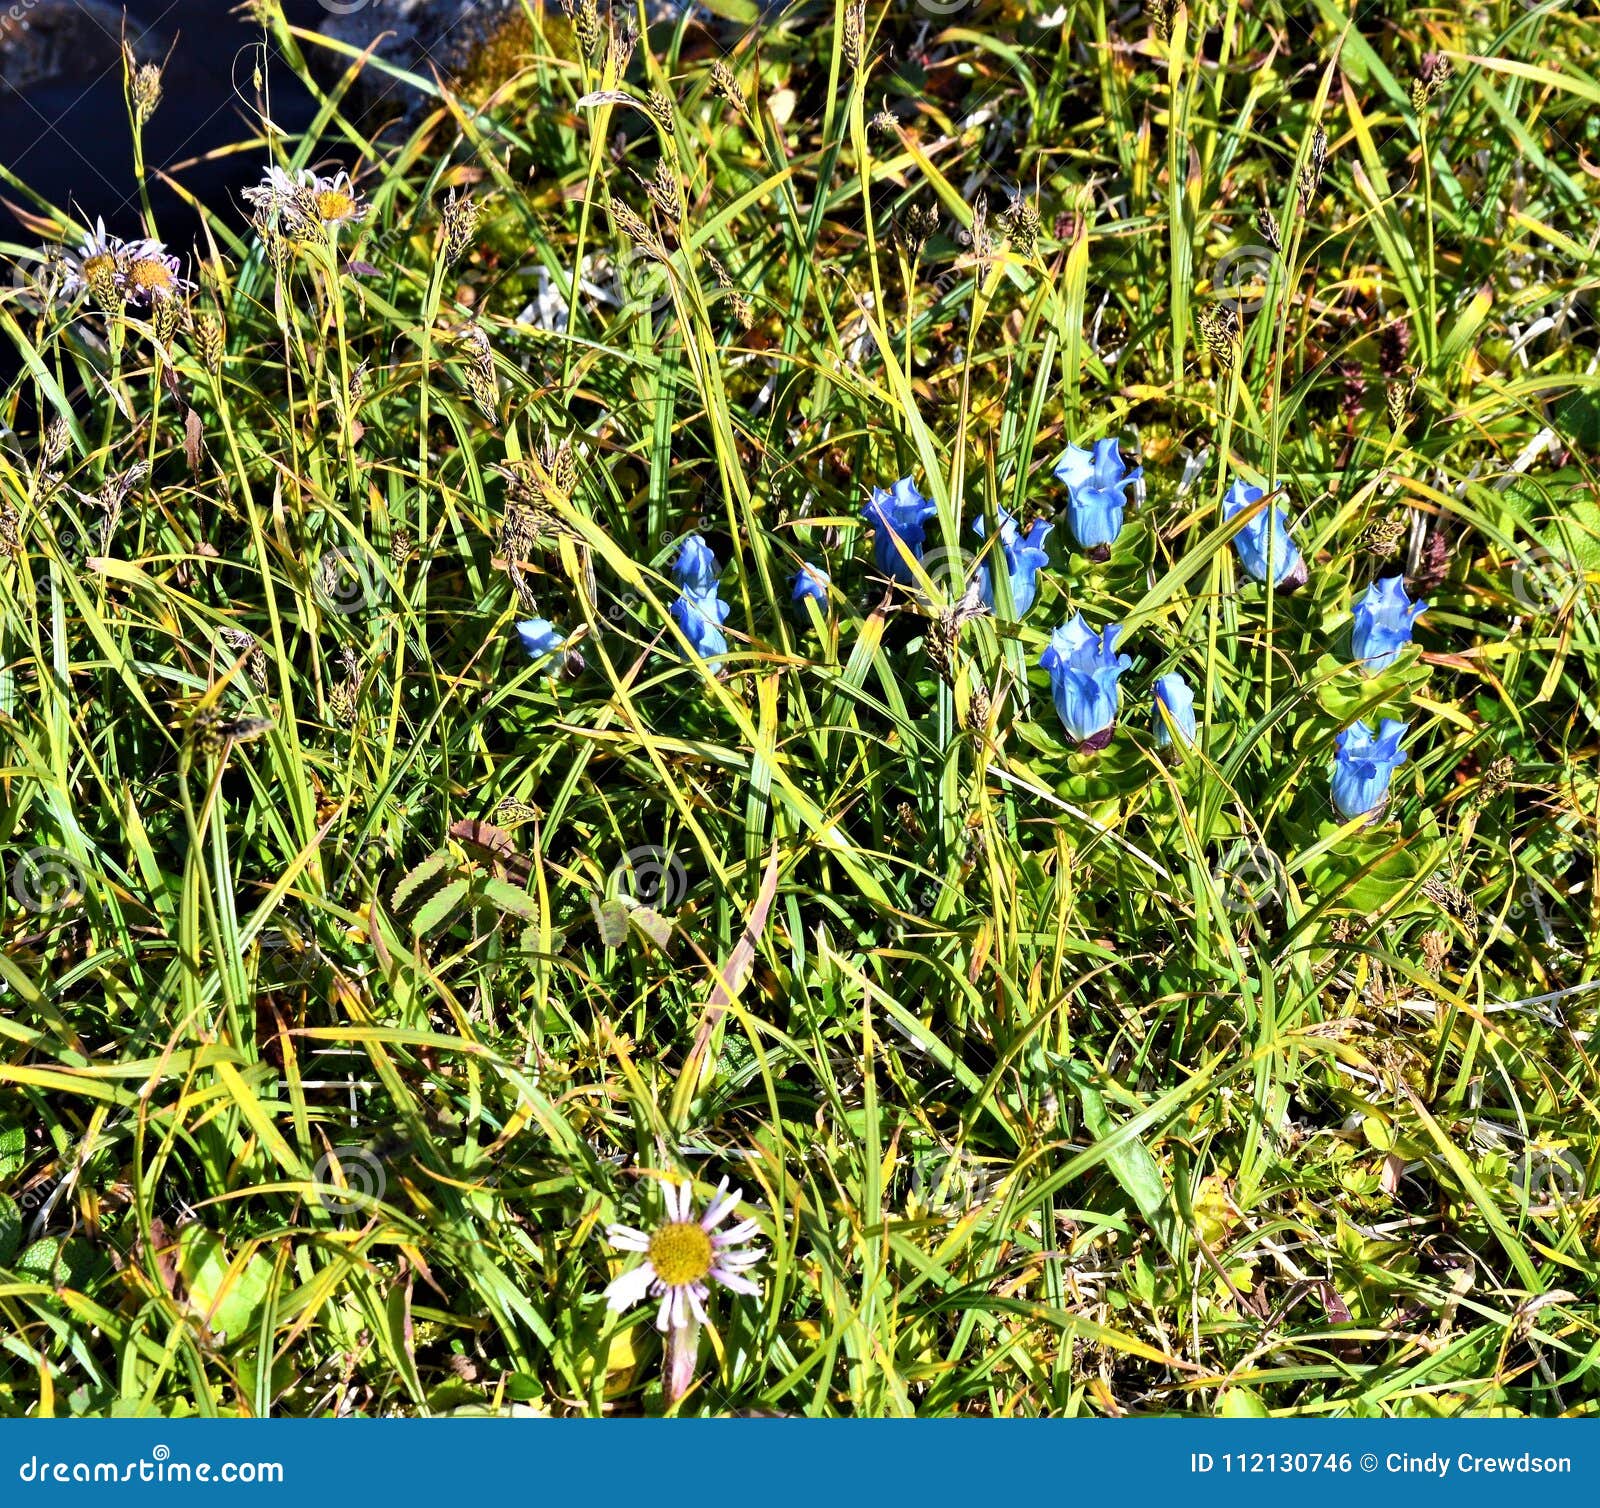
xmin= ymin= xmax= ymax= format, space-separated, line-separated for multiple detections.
xmin=0 ymin=1 xmax=333 ymax=243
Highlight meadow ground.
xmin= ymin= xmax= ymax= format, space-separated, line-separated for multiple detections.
xmin=0 ymin=0 xmax=1597 ymax=1417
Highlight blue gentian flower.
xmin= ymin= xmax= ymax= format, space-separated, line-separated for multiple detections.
xmin=1223 ymin=478 xmax=1306 ymax=588
xmin=671 ymin=586 xmax=730 ymax=665
xmin=516 ymin=618 xmax=567 ymax=662
xmin=672 ymin=533 xmax=721 ymax=592
xmin=974 ymin=509 xmax=1052 ymax=618
xmin=1152 ymin=672 xmax=1198 ymax=748
xmin=1053 ymin=438 xmax=1142 ymax=551
xmin=1039 ymin=612 xmax=1133 ymax=747
xmin=1331 ymin=719 xmax=1409 ymax=819
xmin=862 ymin=476 xmax=938 ymax=583
xmin=791 ymin=563 xmax=830 ymax=613
xmin=1352 ymin=575 xmax=1427 ymax=674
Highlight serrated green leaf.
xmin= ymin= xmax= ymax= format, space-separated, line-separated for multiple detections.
xmin=391 ymin=851 xmax=457 ymax=913
xmin=411 ymin=877 xmax=472 ymax=936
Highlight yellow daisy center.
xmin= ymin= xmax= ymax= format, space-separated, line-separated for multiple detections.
xmin=82 ymin=254 xmax=115 ymax=281
xmin=316 ymin=189 xmax=355 ymax=222
xmin=127 ymin=259 xmax=173 ymax=293
xmin=648 ymin=1220 xmax=713 ymax=1286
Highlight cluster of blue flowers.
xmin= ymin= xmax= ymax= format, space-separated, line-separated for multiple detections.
xmin=513 ymin=440 xmax=1429 ymax=823
xmin=667 ymin=534 xmax=733 ymax=665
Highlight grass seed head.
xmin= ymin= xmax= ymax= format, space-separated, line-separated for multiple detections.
xmin=127 ymin=47 xmax=164 ymax=125
xmin=1000 ymin=193 xmax=1042 ymax=258
xmin=440 ymin=189 xmax=480 ymax=268
xmin=711 ymin=61 xmax=746 ymax=114
xmin=1256 ymin=203 xmax=1281 ymax=252
xmin=1199 ymin=301 xmax=1240 ymax=367
xmin=646 ymin=89 xmax=676 ymax=137
xmin=1298 ymin=124 xmax=1329 ymax=213
xmin=1145 ymin=0 xmax=1180 ymax=42
xmin=843 ymin=3 xmax=865 ymax=69
xmin=42 ymin=416 xmax=70 ymax=468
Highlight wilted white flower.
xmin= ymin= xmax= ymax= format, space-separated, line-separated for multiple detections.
xmin=603 ymin=1178 xmax=765 ymax=1331
xmin=61 ymin=217 xmax=127 ymax=302
xmin=243 ymin=165 xmax=369 ymax=236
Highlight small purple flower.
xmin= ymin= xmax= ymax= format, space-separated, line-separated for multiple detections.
xmin=672 ymin=533 xmax=721 ymax=592
xmin=1039 ymin=612 xmax=1132 ymax=748
xmin=1331 ymin=719 xmax=1409 ymax=819
xmin=791 ymin=563 xmax=830 ymax=614
xmin=862 ymin=476 xmax=938 ymax=583
xmin=1223 ymin=478 xmax=1306 ymax=588
xmin=671 ymin=586 xmax=731 ymax=665
xmin=1053 ymin=439 xmax=1142 ymax=551
xmin=1352 ymin=576 xmax=1427 ymax=674
xmin=974 ymin=509 xmax=1052 ymax=618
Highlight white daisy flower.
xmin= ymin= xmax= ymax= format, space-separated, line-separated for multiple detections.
xmin=119 ymin=238 xmax=195 ymax=306
xmin=603 ymin=1177 xmax=765 ymax=1332
xmin=241 ymin=164 xmax=304 ymax=224
xmin=305 ymin=170 xmax=369 ymax=229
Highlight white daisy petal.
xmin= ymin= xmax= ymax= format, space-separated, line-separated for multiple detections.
xmin=606 ymin=1223 xmax=651 ymax=1251
xmin=603 ymin=1263 xmax=655 ymax=1312
xmin=700 ymin=1178 xmax=740 ymax=1229
xmin=668 ymin=1180 xmax=693 ymax=1222
xmin=710 ymin=1268 xmax=761 ymax=1297
xmin=655 ymin=1293 xmax=675 ymax=1332
xmin=686 ymin=1283 xmax=709 ymax=1324
xmin=712 ymin=1217 xmax=760 ymax=1246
